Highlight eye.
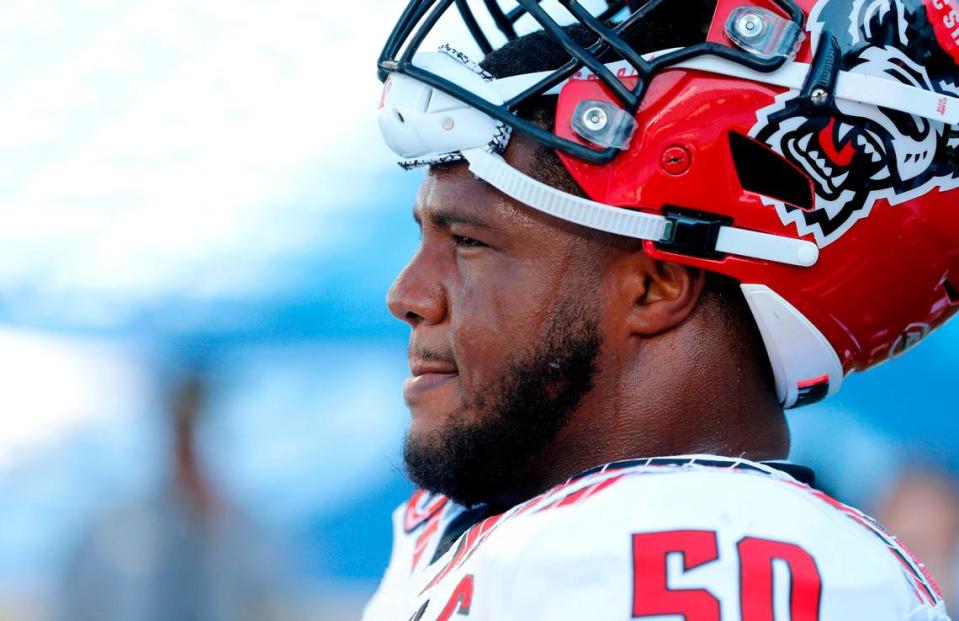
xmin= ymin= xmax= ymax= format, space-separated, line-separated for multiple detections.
xmin=452 ymin=234 xmax=486 ymax=249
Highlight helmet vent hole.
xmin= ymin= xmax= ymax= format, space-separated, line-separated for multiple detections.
xmin=729 ymin=132 xmax=814 ymax=212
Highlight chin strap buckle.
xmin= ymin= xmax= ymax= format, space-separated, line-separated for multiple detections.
xmin=657 ymin=208 xmax=732 ymax=260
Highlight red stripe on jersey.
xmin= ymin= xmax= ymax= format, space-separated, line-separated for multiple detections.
xmin=404 ymin=489 xmax=448 ymax=533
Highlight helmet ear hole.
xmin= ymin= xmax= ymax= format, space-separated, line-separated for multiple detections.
xmin=729 ymin=131 xmax=814 ymax=212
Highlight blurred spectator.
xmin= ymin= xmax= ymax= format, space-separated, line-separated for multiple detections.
xmin=58 ymin=373 xmax=289 ymax=621
xmin=875 ymin=467 xmax=959 ymax=615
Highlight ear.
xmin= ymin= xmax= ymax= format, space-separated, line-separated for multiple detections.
xmin=609 ymin=252 xmax=707 ymax=337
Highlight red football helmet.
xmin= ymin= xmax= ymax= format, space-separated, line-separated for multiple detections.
xmin=377 ymin=0 xmax=959 ymax=407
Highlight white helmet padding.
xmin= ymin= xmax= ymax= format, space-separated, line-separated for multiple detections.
xmin=378 ymin=47 xmax=511 ymax=167
xmin=741 ymin=284 xmax=844 ymax=406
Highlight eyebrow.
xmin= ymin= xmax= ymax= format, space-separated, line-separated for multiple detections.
xmin=413 ymin=205 xmax=500 ymax=231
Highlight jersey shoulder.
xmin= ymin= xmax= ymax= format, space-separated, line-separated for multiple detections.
xmin=363 ymin=488 xmax=467 ymax=620
xmin=466 ymin=457 xmax=948 ymax=620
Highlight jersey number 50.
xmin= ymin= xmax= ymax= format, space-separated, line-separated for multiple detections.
xmin=632 ymin=530 xmax=821 ymax=621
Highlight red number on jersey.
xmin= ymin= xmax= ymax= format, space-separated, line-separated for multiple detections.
xmin=436 ymin=574 xmax=474 ymax=621
xmin=632 ymin=530 xmax=721 ymax=620
xmin=739 ymin=537 xmax=821 ymax=621
xmin=631 ymin=531 xmax=822 ymax=620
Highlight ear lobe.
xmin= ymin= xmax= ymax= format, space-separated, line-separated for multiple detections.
xmin=627 ymin=258 xmax=706 ymax=337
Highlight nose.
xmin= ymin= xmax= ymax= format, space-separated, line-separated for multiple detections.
xmin=387 ymin=250 xmax=448 ymax=328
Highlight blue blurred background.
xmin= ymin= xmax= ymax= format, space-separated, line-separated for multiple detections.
xmin=0 ymin=1 xmax=956 ymax=619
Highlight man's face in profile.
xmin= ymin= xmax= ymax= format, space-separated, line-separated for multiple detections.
xmin=387 ymin=141 xmax=611 ymax=507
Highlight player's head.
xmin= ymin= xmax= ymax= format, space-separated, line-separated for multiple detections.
xmin=378 ymin=0 xmax=959 ymax=505
xmin=386 ymin=19 xmax=776 ymax=507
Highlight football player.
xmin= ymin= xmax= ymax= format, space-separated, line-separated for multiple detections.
xmin=366 ymin=0 xmax=959 ymax=618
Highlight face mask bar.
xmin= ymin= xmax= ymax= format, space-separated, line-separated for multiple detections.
xmin=378 ymin=0 xmax=805 ymax=164
xmin=454 ymin=0 xmax=625 ymax=55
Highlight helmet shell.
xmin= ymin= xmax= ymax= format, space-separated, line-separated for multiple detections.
xmin=554 ymin=0 xmax=959 ymax=379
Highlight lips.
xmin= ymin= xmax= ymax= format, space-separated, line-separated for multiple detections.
xmin=403 ymin=356 xmax=459 ymax=405
xmin=410 ymin=360 xmax=458 ymax=377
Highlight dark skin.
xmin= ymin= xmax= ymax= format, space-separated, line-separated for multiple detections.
xmin=388 ymin=134 xmax=788 ymax=508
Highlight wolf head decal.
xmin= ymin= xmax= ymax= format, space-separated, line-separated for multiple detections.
xmin=750 ymin=0 xmax=959 ymax=245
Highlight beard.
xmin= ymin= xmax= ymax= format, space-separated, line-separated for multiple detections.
xmin=403 ymin=300 xmax=602 ymax=508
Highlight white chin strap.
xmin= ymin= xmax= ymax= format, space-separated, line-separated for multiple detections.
xmin=462 ymin=147 xmax=820 ymax=267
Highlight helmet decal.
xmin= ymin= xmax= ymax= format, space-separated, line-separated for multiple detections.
xmin=750 ymin=0 xmax=959 ymax=246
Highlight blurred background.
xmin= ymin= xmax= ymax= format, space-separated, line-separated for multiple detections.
xmin=0 ymin=0 xmax=956 ymax=619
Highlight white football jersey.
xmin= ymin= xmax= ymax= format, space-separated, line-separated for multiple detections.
xmin=363 ymin=455 xmax=949 ymax=620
